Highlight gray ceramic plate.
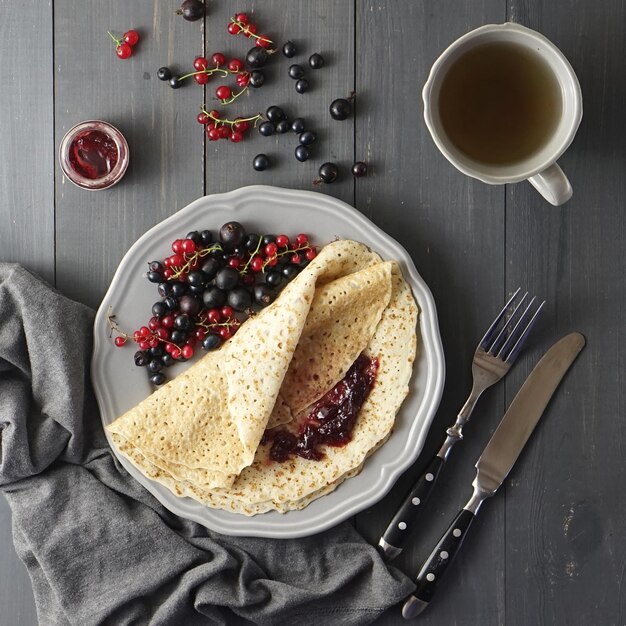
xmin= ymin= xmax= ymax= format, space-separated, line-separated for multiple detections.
xmin=92 ymin=186 xmax=445 ymax=538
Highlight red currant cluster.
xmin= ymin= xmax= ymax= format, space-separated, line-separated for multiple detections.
xmin=109 ymin=223 xmax=318 ymax=386
xmin=108 ymin=29 xmax=140 ymax=60
xmin=197 ymin=108 xmax=261 ymax=143
xmin=227 ymin=12 xmax=274 ymax=49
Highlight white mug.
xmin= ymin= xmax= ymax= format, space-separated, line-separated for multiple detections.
xmin=422 ymin=23 xmax=582 ymax=206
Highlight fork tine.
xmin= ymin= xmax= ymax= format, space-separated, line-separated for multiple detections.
xmin=478 ymin=288 xmax=522 ymax=351
xmin=488 ymin=292 xmax=529 ymax=355
xmin=502 ymin=299 xmax=546 ymax=363
xmin=494 ymin=295 xmax=536 ymax=358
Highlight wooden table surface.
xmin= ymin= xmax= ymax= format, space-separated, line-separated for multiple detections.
xmin=1 ymin=1 xmax=624 ymax=624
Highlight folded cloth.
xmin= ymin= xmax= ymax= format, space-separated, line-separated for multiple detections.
xmin=0 ymin=264 xmax=415 ymax=626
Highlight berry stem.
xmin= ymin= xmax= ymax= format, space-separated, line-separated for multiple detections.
xmin=179 ymin=65 xmax=229 ymax=82
xmin=169 ymin=243 xmax=223 ymax=279
xmin=261 ymin=242 xmax=312 ymax=272
xmin=200 ymin=108 xmax=262 ymax=128
xmin=107 ymin=30 xmax=122 ymax=46
xmin=229 ymin=18 xmax=274 ymax=46
xmin=239 ymin=234 xmax=264 ymax=275
xmin=219 ymin=86 xmax=248 ymax=106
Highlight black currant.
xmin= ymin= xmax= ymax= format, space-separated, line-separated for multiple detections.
xmin=282 ymin=40 xmax=296 ymax=58
xmin=282 ymin=265 xmax=300 ymax=280
xmin=170 ymin=281 xmax=187 ymax=298
xmin=291 ymin=118 xmax=306 ymax=134
xmin=148 ymin=358 xmax=163 ymax=373
xmin=295 ymin=79 xmax=309 ymax=94
xmin=266 ymin=106 xmax=286 ymax=122
xmin=299 ymin=130 xmax=316 ymax=146
xmin=253 ymin=154 xmax=269 ymax=171
xmin=202 ymin=333 xmax=222 ymax=351
xmin=317 ymin=162 xmax=339 ymax=183
xmin=157 ymin=67 xmax=172 ymax=81
xmin=219 ymin=221 xmax=246 ymax=248
xmin=169 ymin=76 xmax=182 ymax=89
xmin=295 ymin=145 xmax=310 ymax=162
xmin=253 ymin=284 xmax=275 ymax=307
xmin=200 ymin=257 xmax=220 ymax=280
xmin=149 ymin=261 xmax=163 ymax=272
xmin=228 ymin=287 xmax=253 ymax=312
xmin=330 ymin=98 xmax=352 ymax=120
xmin=187 ymin=270 xmax=206 ymax=287
xmin=288 ymin=64 xmax=305 ymax=80
xmin=179 ymin=294 xmax=201 ymax=316
xmin=202 ymin=286 xmax=226 ymax=309
xmin=265 ymin=270 xmax=282 ymax=287
xmin=150 ymin=345 xmax=164 ymax=358
xmin=134 ymin=350 xmax=148 ymax=367
xmin=176 ymin=0 xmax=205 ymax=21
xmin=258 ymin=121 xmax=275 ymax=137
xmin=309 ymin=53 xmax=325 ymax=69
xmin=249 ymin=70 xmax=265 ymax=88
xmin=200 ymin=229 xmax=213 ymax=245
xmin=352 ymin=161 xmax=368 ymax=177
xmin=161 ymin=354 xmax=174 ymax=367
xmin=262 ymin=234 xmax=276 ymax=246
xmin=174 ymin=314 xmax=193 ymax=331
xmin=170 ymin=330 xmax=187 ymax=345
xmin=214 ymin=267 xmax=239 ymax=290
xmin=147 ymin=271 xmax=162 ymax=283
xmin=246 ymin=46 xmax=269 ymax=69
xmin=152 ymin=301 xmax=167 ymax=317
xmin=150 ymin=372 xmax=166 ymax=386
xmin=245 ymin=233 xmax=261 ymax=252
xmin=164 ymin=296 xmax=178 ymax=310
xmin=186 ymin=230 xmax=201 ymax=243
xmin=157 ymin=282 xmax=172 ymax=298
xmin=275 ymin=119 xmax=289 ymax=134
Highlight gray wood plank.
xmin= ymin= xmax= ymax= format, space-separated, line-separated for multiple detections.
xmin=204 ymin=0 xmax=355 ymax=205
xmin=504 ymin=2 xmax=626 ymax=625
xmin=354 ymin=2 xmax=509 ymax=624
xmin=0 ymin=0 xmax=55 ymax=283
xmin=54 ymin=0 xmax=205 ymax=309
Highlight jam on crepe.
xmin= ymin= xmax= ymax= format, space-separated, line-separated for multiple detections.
xmin=265 ymin=354 xmax=379 ymax=462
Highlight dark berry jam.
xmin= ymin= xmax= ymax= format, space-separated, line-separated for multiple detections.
xmin=68 ymin=130 xmax=119 ymax=180
xmin=264 ymin=354 xmax=379 ymax=462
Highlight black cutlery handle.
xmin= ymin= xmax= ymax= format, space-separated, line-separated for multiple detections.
xmin=413 ymin=508 xmax=475 ymax=605
xmin=379 ymin=455 xmax=444 ymax=559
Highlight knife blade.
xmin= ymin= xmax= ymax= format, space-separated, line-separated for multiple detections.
xmin=402 ymin=332 xmax=585 ymax=619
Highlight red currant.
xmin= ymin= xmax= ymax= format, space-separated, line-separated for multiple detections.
xmin=264 ymin=243 xmax=277 ymax=256
xmin=140 ymin=326 xmax=151 ymax=337
xmin=228 ymin=256 xmax=241 ymax=268
xmin=207 ymin=127 xmax=220 ymax=141
xmin=156 ymin=328 xmax=169 ymax=340
xmin=228 ymin=59 xmax=244 ymax=72
xmin=305 ymin=248 xmax=317 ymax=261
xmin=276 ymin=234 xmax=289 ymax=247
xmin=228 ymin=22 xmax=241 ymax=35
xmin=295 ymin=234 xmax=309 ymax=245
xmin=194 ymin=73 xmax=209 ymax=85
xmin=291 ymin=253 xmax=302 ymax=264
xmin=211 ymin=52 xmax=226 ymax=66
xmin=123 ymin=30 xmax=140 ymax=46
xmin=230 ymin=131 xmax=243 ymax=143
xmin=114 ymin=336 xmax=127 ymax=347
xmin=197 ymin=112 xmax=210 ymax=125
xmin=163 ymin=268 xmax=173 ymax=280
xmin=182 ymin=345 xmax=194 ymax=359
xmin=148 ymin=317 xmax=160 ymax=330
xmin=219 ymin=326 xmax=232 ymax=340
xmin=233 ymin=120 xmax=250 ymax=133
xmin=172 ymin=239 xmax=184 ymax=254
xmin=221 ymin=306 xmax=234 ymax=318
xmin=162 ymin=315 xmax=175 ymax=328
xmin=216 ymin=85 xmax=232 ymax=100
xmin=116 ymin=42 xmax=132 ymax=59
xmin=139 ymin=340 xmax=150 ymax=351
xmin=250 ymin=256 xmax=264 ymax=272
xmin=148 ymin=337 xmax=159 ymax=349
xmin=171 ymin=347 xmax=182 ymax=359
xmin=245 ymin=24 xmax=257 ymax=38
xmin=256 ymin=36 xmax=271 ymax=49
xmin=236 ymin=74 xmax=250 ymax=87
xmin=182 ymin=239 xmax=197 ymax=254
xmin=235 ymin=12 xmax=249 ymax=24
xmin=266 ymin=256 xmax=278 ymax=267
xmin=170 ymin=254 xmax=184 ymax=267
xmin=165 ymin=343 xmax=174 ymax=354
xmin=218 ymin=126 xmax=230 ymax=139
xmin=207 ymin=309 xmax=222 ymax=323
xmin=195 ymin=328 xmax=206 ymax=340
xmin=209 ymin=109 xmax=220 ymax=119
xmin=194 ymin=56 xmax=209 ymax=71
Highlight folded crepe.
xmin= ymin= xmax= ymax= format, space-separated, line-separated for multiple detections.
xmin=106 ymin=240 xmax=402 ymax=497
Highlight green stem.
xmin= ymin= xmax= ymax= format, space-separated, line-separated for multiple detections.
xmin=179 ymin=66 xmax=229 ymax=82
xmin=107 ymin=30 xmax=121 ymax=46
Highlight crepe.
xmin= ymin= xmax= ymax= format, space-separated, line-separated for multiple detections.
xmin=108 ymin=249 xmax=418 ymax=514
xmin=107 ymin=240 xmax=395 ymax=492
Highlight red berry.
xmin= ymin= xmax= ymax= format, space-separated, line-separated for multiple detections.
xmin=182 ymin=239 xmax=197 ymax=254
xmin=216 ymin=85 xmax=232 ymax=100
xmin=228 ymin=256 xmax=241 ymax=268
xmin=162 ymin=315 xmax=175 ymax=328
xmin=219 ymin=326 xmax=232 ymax=340
xmin=156 ymin=328 xmax=169 ymax=340
xmin=221 ymin=306 xmax=234 ymax=318
xmin=163 ymin=268 xmax=173 ymax=279
xmin=207 ymin=127 xmax=220 ymax=141
xmin=233 ymin=120 xmax=250 ymax=133
xmin=170 ymin=254 xmax=184 ymax=267
xmin=230 ymin=131 xmax=243 ymax=143
xmin=228 ymin=22 xmax=241 ymax=35
xmin=264 ymin=242 xmax=277 ymax=256
xmin=148 ymin=317 xmax=160 ymax=330
xmin=194 ymin=56 xmax=209 ymax=71
xmin=194 ymin=73 xmax=209 ymax=85
xmin=209 ymin=109 xmax=220 ymax=119
xmin=171 ymin=347 xmax=182 ymax=359
xmin=133 ymin=331 xmax=142 ymax=342
xmin=236 ymin=74 xmax=250 ymax=87
xmin=291 ymin=254 xmax=302 ymax=264
xmin=123 ymin=30 xmax=140 ymax=46
xmin=114 ymin=336 xmax=127 ymax=347
xmin=218 ymin=126 xmax=230 ymax=139
xmin=295 ymin=234 xmax=309 ymax=245
xmin=148 ymin=337 xmax=159 ymax=348
xmin=228 ymin=58 xmax=244 ymax=72
xmin=250 ymin=256 xmax=264 ymax=272
xmin=211 ymin=52 xmax=226 ymax=66
xmin=207 ymin=309 xmax=222 ymax=323
xmin=163 ymin=257 xmax=171 ymax=268
xmin=305 ymin=248 xmax=317 ymax=261
xmin=235 ymin=12 xmax=248 ymax=24
xmin=172 ymin=239 xmax=184 ymax=254
xmin=245 ymin=24 xmax=257 ymax=38
xmin=266 ymin=256 xmax=278 ymax=267
xmin=165 ymin=342 xmax=174 ymax=354
xmin=195 ymin=328 xmax=206 ymax=340
xmin=241 ymin=273 xmax=255 ymax=285
xmin=275 ymin=235 xmax=289 ymax=247
xmin=197 ymin=112 xmax=210 ymax=125
xmin=256 ymin=36 xmax=272 ymax=49
xmin=207 ymin=122 xmax=216 ymax=131
xmin=116 ymin=42 xmax=132 ymax=59
xmin=182 ymin=345 xmax=194 ymax=359
xmin=139 ymin=340 xmax=150 ymax=351
xmin=140 ymin=326 xmax=151 ymax=337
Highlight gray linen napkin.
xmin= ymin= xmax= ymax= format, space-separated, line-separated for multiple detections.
xmin=0 ymin=264 xmax=415 ymax=626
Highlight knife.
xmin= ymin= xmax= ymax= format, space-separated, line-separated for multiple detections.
xmin=401 ymin=332 xmax=585 ymax=619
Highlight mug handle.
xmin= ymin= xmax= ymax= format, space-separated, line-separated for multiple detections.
xmin=527 ymin=162 xmax=573 ymax=206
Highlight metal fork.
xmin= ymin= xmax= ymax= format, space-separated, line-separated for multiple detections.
xmin=378 ymin=288 xmax=545 ymax=560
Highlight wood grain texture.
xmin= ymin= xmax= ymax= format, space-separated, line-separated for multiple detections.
xmin=505 ymin=2 xmax=626 ymax=625
xmin=53 ymin=0 xmax=204 ymax=309
xmin=204 ymin=0 xmax=355 ymax=205
xmin=355 ymin=2 xmax=508 ymax=624
xmin=0 ymin=0 xmax=55 ymax=283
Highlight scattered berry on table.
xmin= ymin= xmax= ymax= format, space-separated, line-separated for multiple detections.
xmin=253 ymin=154 xmax=270 ymax=171
xmin=266 ymin=106 xmax=286 ymax=123
xmin=108 ymin=31 xmax=135 ymax=60
xmin=228 ymin=13 xmax=274 ymax=49
xmin=299 ymin=130 xmax=317 ymax=146
xmin=288 ymin=64 xmax=305 ymax=80
xmin=330 ymin=97 xmax=353 ymax=120
xmin=169 ymin=76 xmax=182 ymax=89
xmin=176 ymin=0 xmax=205 ymax=21
xmin=352 ymin=161 xmax=368 ymax=177
xmin=308 ymin=53 xmax=325 ymax=69
xmin=157 ymin=67 xmax=172 ymax=81
xmin=282 ymin=41 xmax=296 ymax=58
xmin=258 ymin=121 xmax=275 ymax=137
xmin=249 ymin=70 xmax=265 ymax=88
xmin=246 ymin=46 xmax=271 ymax=69
xmin=275 ymin=119 xmax=289 ymax=134
xmin=291 ymin=118 xmax=306 ymax=134
xmin=295 ymin=78 xmax=309 ymax=94
xmin=295 ymin=145 xmax=310 ymax=162
xmin=123 ymin=30 xmax=140 ymax=46
xmin=316 ymin=162 xmax=339 ymax=184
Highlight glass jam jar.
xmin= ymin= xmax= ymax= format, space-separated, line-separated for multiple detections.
xmin=59 ymin=121 xmax=129 ymax=190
